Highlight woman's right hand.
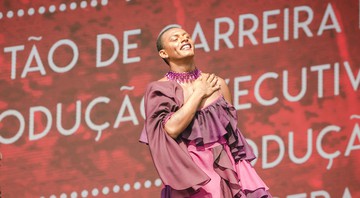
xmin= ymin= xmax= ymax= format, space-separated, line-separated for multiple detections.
xmin=193 ymin=73 xmax=221 ymax=99
xmin=163 ymin=73 xmax=221 ymax=139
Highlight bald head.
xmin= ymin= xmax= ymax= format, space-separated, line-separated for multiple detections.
xmin=156 ymin=24 xmax=182 ymax=52
xmin=156 ymin=25 xmax=182 ymax=65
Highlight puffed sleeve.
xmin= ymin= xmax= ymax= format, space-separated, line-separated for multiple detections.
xmin=140 ymin=81 xmax=210 ymax=193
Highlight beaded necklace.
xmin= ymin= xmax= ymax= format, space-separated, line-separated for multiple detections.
xmin=165 ymin=68 xmax=201 ymax=83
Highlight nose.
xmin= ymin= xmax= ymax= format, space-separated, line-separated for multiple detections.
xmin=181 ymin=36 xmax=189 ymax=43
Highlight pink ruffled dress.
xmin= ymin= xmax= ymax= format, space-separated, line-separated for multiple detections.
xmin=140 ymin=81 xmax=271 ymax=198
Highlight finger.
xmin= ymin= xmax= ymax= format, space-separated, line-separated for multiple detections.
xmin=215 ymin=84 xmax=221 ymax=90
xmin=212 ymin=76 xmax=219 ymax=85
xmin=207 ymin=73 xmax=215 ymax=82
xmin=211 ymin=84 xmax=221 ymax=92
xmin=210 ymin=79 xmax=217 ymax=87
xmin=201 ymin=73 xmax=208 ymax=81
xmin=208 ymin=75 xmax=218 ymax=86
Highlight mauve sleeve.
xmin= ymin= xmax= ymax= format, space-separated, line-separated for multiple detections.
xmin=142 ymin=81 xmax=210 ymax=192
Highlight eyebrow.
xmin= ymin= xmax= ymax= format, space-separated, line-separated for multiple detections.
xmin=169 ymin=32 xmax=189 ymax=38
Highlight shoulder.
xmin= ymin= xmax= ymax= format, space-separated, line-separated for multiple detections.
xmin=200 ymin=72 xmax=232 ymax=103
xmin=145 ymin=80 xmax=180 ymax=97
xmin=201 ymin=72 xmax=228 ymax=88
xmin=146 ymin=80 xmax=170 ymax=92
xmin=216 ymin=75 xmax=232 ymax=105
xmin=217 ymin=76 xmax=228 ymax=87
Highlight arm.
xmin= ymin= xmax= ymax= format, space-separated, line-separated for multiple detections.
xmin=142 ymin=83 xmax=211 ymax=190
xmin=218 ymin=77 xmax=233 ymax=105
xmin=164 ymin=73 xmax=220 ymax=139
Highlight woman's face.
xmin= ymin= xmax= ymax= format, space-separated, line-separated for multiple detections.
xmin=159 ymin=28 xmax=195 ymax=62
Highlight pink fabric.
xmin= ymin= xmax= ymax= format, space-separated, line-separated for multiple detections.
xmin=224 ymin=144 xmax=269 ymax=191
xmin=142 ymin=81 xmax=211 ymax=194
xmin=140 ymin=81 xmax=271 ymax=197
xmin=163 ymin=112 xmax=174 ymax=125
xmin=187 ymin=142 xmax=223 ymax=198
xmin=187 ymin=138 xmax=269 ymax=197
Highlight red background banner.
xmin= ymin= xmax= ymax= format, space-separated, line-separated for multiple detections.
xmin=0 ymin=0 xmax=359 ymax=197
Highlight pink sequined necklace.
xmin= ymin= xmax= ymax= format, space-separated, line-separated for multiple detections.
xmin=165 ymin=68 xmax=202 ymax=84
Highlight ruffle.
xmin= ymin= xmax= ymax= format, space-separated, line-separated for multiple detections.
xmin=164 ymin=141 xmax=271 ymax=198
xmin=141 ymin=81 xmax=211 ymax=192
xmin=181 ymin=96 xmax=256 ymax=163
xmin=140 ymin=81 xmax=269 ymax=197
xmin=212 ymin=144 xmax=242 ymax=197
xmin=240 ymin=188 xmax=272 ymax=198
xmin=222 ymin=144 xmax=271 ymax=197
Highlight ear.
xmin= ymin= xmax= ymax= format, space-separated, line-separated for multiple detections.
xmin=159 ymin=49 xmax=168 ymax=59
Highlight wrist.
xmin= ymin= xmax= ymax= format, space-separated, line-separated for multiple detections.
xmin=192 ymin=88 xmax=206 ymax=99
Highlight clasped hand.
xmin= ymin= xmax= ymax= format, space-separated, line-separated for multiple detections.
xmin=193 ymin=73 xmax=221 ymax=99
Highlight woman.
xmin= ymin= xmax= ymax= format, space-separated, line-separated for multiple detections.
xmin=140 ymin=25 xmax=271 ymax=198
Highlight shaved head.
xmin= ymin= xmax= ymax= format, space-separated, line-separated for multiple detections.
xmin=156 ymin=24 xmax=182 ymax=65
xmin=156 ymin=24 xmax=182 ymax=52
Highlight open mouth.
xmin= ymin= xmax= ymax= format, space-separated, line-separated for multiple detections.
xmin=180 ymin=44 xmax=191 ymax=50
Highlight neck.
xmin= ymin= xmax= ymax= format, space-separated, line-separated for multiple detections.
xmin=168 ymin=59 xmax=195 ymax=72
